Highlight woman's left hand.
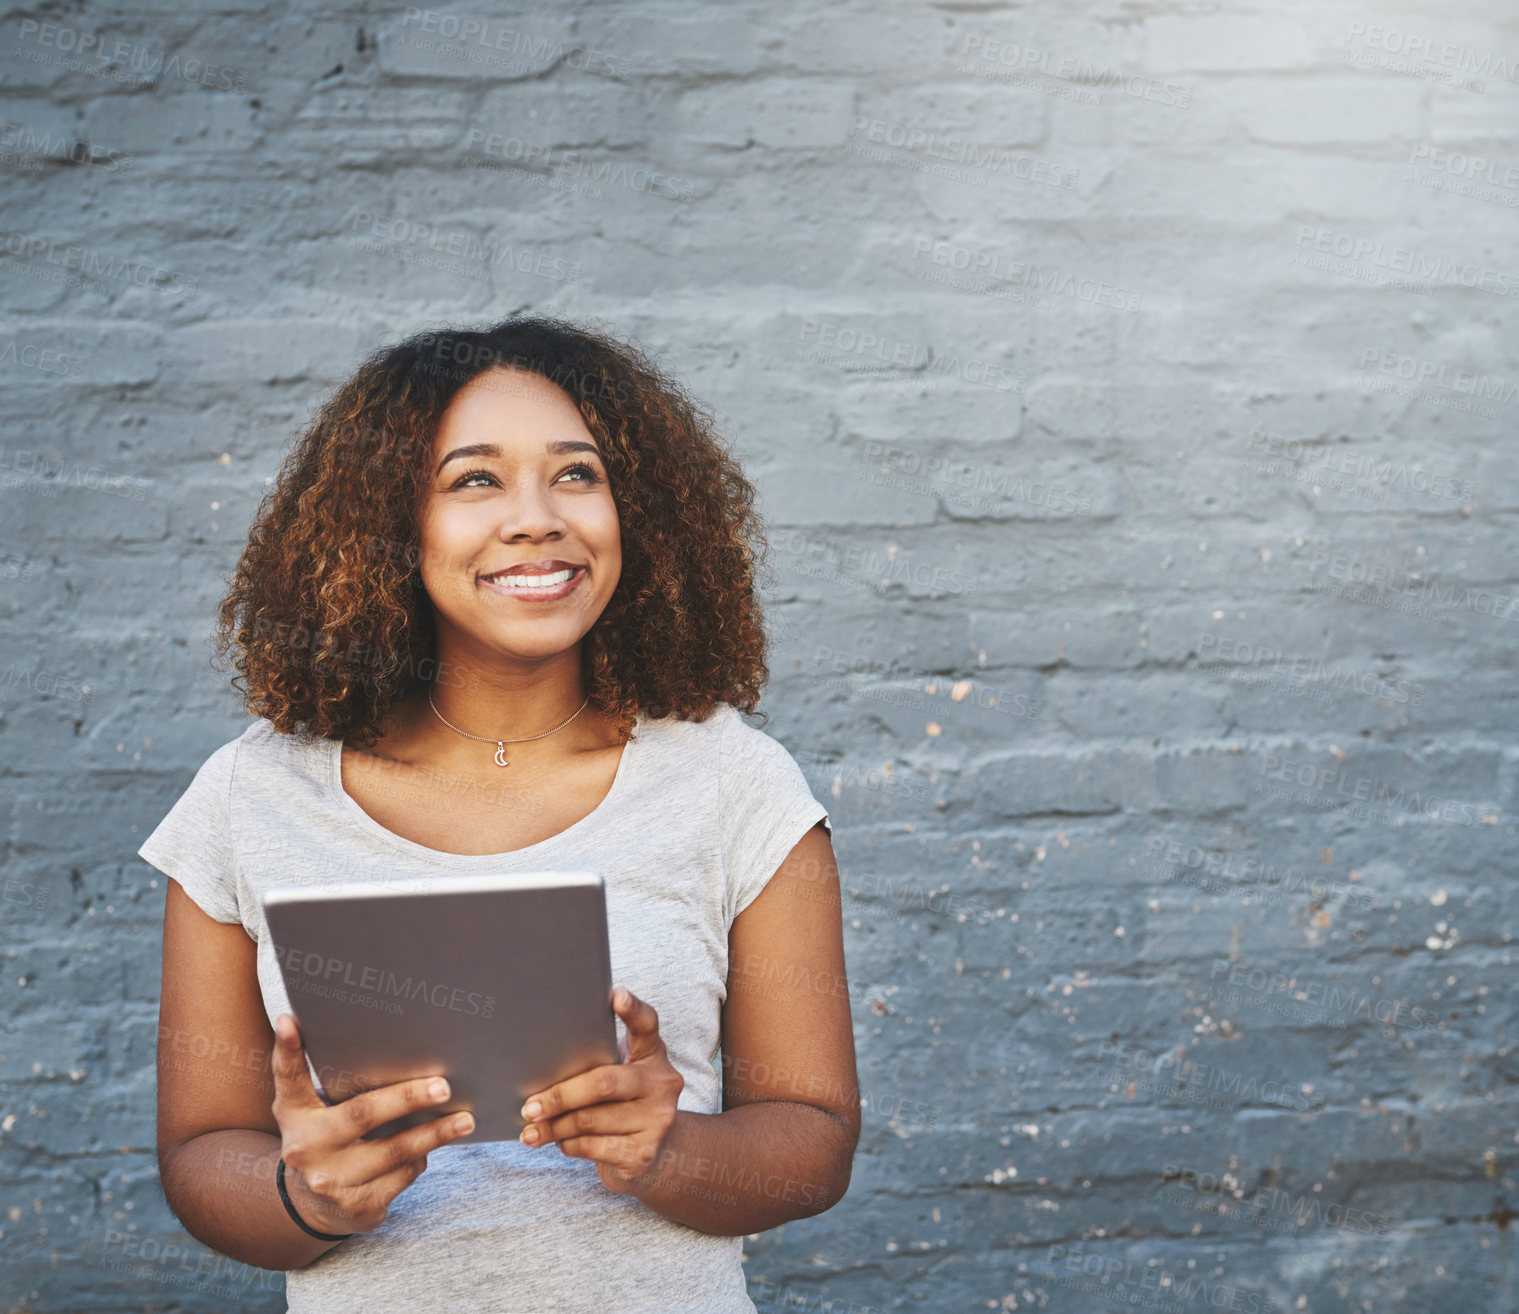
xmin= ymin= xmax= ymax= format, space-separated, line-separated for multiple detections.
xmin=517 ymin=986 xmax=685 ymax=1195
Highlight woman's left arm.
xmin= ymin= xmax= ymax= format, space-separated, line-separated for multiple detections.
xmin=642 ymin=818 xmax=860 ymax=1232
xmin=518 ymin=821 xmax=860 ymax=1234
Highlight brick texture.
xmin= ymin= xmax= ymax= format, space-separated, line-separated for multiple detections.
xmin=0 ymin=2 xmax=1515 ymax=1311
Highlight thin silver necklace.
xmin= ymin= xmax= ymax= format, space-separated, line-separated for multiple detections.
xmin=427 ymin=688 xmax=591 ymax=767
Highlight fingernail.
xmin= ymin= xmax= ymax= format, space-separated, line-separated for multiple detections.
xmin=430 ymin=1079 xmax=450 ymax=1100
xmin=521 ymin=1125 xmax=539 ymax=1144
xmin=521 ymin=1100 xmax=542 ymax=1119
xmin=454 ymin=1113 xmax=474 ymax=1133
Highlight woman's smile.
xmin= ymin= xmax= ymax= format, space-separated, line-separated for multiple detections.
xmin=478 ymin=563 xmax=589 ymax=601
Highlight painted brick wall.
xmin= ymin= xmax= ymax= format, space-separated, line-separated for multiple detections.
xmin=1 ymin=1 xmax=1515 ymax=1310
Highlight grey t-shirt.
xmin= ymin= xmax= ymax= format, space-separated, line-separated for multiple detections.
xmin=139 ymin=701 xmax=831 ymax=1314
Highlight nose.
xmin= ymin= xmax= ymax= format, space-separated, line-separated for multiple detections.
xmin=495 ymin=474 xmax=567 ymax=543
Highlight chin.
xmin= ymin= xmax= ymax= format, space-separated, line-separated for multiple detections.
xmin=481 ymin=625 xmax=588 ymax=657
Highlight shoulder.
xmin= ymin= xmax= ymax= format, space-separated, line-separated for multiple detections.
xmin=629 ymin=703 xmax=815 ymax=789
xmin=204 ymin=718 xmax=332 ymax=793
xmin=630 ymin=703 xmax=794 ymax=769
xmin=641 ymin=702 xmax=791 ymax=753
xmin=710 ymin=704 xmax=816 ymax=791
xmin=715 ymin=703 xmax=803 ymax=756
xmin=629 ymin=701 xmax=732 ymax=752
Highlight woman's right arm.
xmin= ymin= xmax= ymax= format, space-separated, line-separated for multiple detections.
xmin=157 ymin=879 xmax=475 ymax=1271
xmin=157 ymin=877 xmax=346 ymax=1270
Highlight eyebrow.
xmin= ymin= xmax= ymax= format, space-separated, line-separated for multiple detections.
xmin=434 ymin=439 xmax=602 ymax=477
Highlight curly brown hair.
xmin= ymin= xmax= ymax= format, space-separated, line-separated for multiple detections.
xmin=216 ymin=314 xmax=775 ymax=746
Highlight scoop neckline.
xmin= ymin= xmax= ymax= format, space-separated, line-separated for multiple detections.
xmin=324 ymin=712 xmax=646 ymax=867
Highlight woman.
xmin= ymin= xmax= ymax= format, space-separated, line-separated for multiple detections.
xmin=142 ymin=315 xmax=859 ymax=1312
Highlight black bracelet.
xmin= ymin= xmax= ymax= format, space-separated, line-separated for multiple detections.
xmin=277 ymin=1156 xmax=355 ymax=1242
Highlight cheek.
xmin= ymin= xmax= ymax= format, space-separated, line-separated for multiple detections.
xmin=586 ymin=498 xmax=622 ymax=554
xmin=419 ymin=505 xmax=489 ymax=567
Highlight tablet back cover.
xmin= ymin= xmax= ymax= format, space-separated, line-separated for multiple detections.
xmin=261 ymin=872 xmax=618 ymax=1144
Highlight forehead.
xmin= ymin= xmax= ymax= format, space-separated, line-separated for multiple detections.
xmin=433 ymin=368 xmax=594 ymax=445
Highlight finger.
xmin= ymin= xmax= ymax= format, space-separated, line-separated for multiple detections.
xmin=555 ymin=1132 xmax=656 ymax=1173
xmin=269 ymin=1013 xmax=325 ymax=1112
xmin=338 ymin=1105 xmax=477 ymax=1185
xmin=520 ymin=1062 xmax=633 ymax=1125
xmin=525 ymin=1098 xmax=646 ymax=1148
xmin=325 ymin=1075 xmax=465 ymax=1151
xmin=612 ymin=988 xmax=664 ymax=1062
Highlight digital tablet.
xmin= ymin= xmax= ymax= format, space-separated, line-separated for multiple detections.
xmin=260 ymin=872 xmax=619 ymax=1145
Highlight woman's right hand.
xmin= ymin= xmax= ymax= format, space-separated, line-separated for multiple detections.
xmin=269 ymin=1011 xmax=477 ymax=1236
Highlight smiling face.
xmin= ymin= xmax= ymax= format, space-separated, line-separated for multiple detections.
xmin=417 ymin=367 xmax=622 ymax=668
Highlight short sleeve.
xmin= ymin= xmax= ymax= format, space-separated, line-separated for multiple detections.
xmin=138 ymin=738 xmax=243 ymax=926
xmin=719 ymin=708 xmax=832 ymax=925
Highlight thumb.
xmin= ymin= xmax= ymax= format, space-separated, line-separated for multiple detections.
xmin=270 ymin=1012 xmax=327 ymax=1110
xmin=612 ymin=987 xmax=662 ymax=1063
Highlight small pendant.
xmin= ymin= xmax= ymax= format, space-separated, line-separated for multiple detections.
xmin=493 ymin=743 xmax=509 ymax=768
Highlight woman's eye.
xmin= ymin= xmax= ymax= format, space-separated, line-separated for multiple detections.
xmin=452 ymin=468 xmax=497 ymax=489
xmin=448 ymin=462 xmax=601 ymax=490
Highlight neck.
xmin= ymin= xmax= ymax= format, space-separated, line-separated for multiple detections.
xmin=428 ymin=650 xmax=592 ymax=744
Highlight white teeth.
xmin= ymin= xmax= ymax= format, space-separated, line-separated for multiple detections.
xmin=490 ymin=567 xmax=576 ymax=589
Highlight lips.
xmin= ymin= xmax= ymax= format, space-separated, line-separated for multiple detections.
xmin=477 ymin=561 xmax=588 ymax=597
xmin=480 ymin=559 xmax=583 ymax=584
